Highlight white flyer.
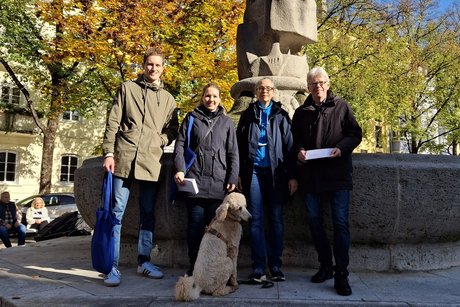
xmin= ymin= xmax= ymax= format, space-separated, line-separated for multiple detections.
xmin=305 ymin=148 xmax=334 ymax=160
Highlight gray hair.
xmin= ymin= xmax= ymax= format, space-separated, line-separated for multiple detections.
xmin=255 ymin=77 xmax=275 ymax=92
xmin=307 ymin=67 xmax=330 ymax=83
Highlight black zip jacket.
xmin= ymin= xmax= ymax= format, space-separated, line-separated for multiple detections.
xmin=291 ymin=91 xmax=362 ymax=193
xmin=236 ymin=101 xmax=294 ymax=198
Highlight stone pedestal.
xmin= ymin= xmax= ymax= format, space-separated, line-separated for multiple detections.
xmin=75 ymin=154 xmax=460 ymax=271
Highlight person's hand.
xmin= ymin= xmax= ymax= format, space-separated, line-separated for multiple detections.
xmin=297 ymin=149 xmax=307 ymax=163
xmin=5 ymin=223 xmax=12 ymax=230
xmin=226 ymin=183 xmax=236 ymax=193
xmin=174 ymin=172 xmax=185 ymax=185
xmin=103 ymin=156 xmax=115 ymax=173
xmin=288 ymin=179 xmax=298 ymax=195
xmin=14 ymin=221 xmax=21 ymax=228
xmin=331 ymin=147 xmax=342 ymax=158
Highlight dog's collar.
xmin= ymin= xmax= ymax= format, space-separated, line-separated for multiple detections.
xmin=205 ymin=226 xmax=237 ymax=259
xmin=206 ymin=227 xmax=228 ymax=244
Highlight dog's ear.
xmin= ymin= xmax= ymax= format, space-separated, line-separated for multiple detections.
xmin=215 ymin=202 xmax=229 ymax=221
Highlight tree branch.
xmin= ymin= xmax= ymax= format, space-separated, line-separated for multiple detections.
xmin=0 ymin=57 xmax=45 ymax=133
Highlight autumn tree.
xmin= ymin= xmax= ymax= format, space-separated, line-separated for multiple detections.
xmin=0 ymin=0 xmax=111 ymax=193
xmin=391 ymin=1 xmax=460 ymax=153
xmin=305 ymin=0 xmax=460 ymax=154
xmin=0 ymin=0 xmax=244 ymax=193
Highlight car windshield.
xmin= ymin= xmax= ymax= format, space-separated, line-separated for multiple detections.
xmin=17 ymin=194 xmax=75 ymax=207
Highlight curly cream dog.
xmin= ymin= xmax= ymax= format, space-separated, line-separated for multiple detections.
xmin=175 ymin=192 xmax=251 ymax=301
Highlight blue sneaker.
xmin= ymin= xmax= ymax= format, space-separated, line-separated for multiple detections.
xmin=104 ymin=267 xmax=121 ymax=287
xmin=137 ymin=262 xmax=164 ymax=279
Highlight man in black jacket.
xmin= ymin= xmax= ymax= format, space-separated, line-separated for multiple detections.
xmin=0 ymin=191 xmax=26 ymax=248
xmin=291 ymin=67 xmax=362 ymax=296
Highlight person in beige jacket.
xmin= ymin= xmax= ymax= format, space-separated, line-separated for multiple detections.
xmin=102 ymin=47 xmax=178 ymax=287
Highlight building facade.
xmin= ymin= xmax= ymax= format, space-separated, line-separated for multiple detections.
xmin=0 ymin=66 xmax=105 ymax=201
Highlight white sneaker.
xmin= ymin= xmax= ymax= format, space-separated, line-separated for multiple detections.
xmin=137 ymin=262 xmax=163 ymax=279
xmin=104 ymin=267 xmax=121 ymax=287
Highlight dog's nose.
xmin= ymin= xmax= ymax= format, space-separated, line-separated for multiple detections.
xmin=244 ymin=211 xmax=252 ymax=220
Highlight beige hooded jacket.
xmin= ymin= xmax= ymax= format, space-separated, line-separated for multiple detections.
xmin=102 ymin=76 xmax=178 ymax=181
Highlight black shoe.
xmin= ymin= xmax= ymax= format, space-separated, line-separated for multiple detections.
xmin=311 ymin=265 xmax=333 ymax=283
xmin=334 ymin=272 xmax=352 ymax=296
xmin=248 ymin=271 xmax=266 ymax=284
xmin=269 ymin=267 xmax=285 ymax=282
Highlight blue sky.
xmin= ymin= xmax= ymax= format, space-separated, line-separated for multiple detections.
xmin=378 ymin=0 xmax=457 ymax=13
xmin=436 ymin=0 xmax=457 ymax=14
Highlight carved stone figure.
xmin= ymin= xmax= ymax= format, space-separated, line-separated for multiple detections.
xmin=231 ymin=0 xmax=318 ymax=117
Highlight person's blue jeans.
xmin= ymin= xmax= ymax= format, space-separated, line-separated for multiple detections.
xmin=0 ymin=223 xmax=26 ymax=247
xmin=186 ymin=198 xmax=221 ymax=268
xmin=112 ymin=176 xmax=158 ymax=267
xmin=304 ymin=190 xmax=350 ymax=273
xmin=248 ymin=167 xmax=284 ymax=273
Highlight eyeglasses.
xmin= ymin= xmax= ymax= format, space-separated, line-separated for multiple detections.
xmin=308 ymin=81 xmax=328 ymax=88
xmin=257 ymin=86 xmax=274 ymax=92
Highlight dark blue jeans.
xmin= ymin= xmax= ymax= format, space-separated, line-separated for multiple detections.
xmin=248 ymin=167 xmax=284 ymax=272
xmin=112 ymin=176 xmax=159 ymax=266
xmin=186 ymin=198 xmax=221 ymax=268
xmin=304 ymin=190 xmax=350 ymax=273
xmin=0 ymin=224 xmax=26 ymax=248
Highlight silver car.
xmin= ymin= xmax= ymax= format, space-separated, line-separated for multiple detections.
xmin=16 ymin=193 xmax=78 ymax=222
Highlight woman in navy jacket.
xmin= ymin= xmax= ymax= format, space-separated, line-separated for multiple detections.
xmin=236 ymin=78 xmax=297 ymax=283
xmin=174 ymin=83 xmax=239 ymax=276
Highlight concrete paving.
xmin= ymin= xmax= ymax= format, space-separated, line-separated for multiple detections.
xmin=0 ymin=236 xmax=459 ymax=307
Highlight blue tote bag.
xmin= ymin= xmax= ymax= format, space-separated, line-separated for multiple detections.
xmin=91 ymin=171 xmax=120 ymax=274
xmin=169 ymin=115 xmax=196 ymax=204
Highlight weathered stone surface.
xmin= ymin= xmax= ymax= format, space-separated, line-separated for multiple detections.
xmin=236 ymin=0 xmax=317 ymax=80
xmin=232 ymin=0 xmax=317 ymax=117
xmin=75 ymin=154 xmax=460 ymax=271
xmin=75 ymin=155 xmax=186 ymax=240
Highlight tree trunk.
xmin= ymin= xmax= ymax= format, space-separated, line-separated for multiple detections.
xmin=39 ymin=117 xmax=59 ymax=194
xmin=410 ymin=138 xmax=419 ymax=154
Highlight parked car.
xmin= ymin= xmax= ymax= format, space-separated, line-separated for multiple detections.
xmin=16 ymin=193 xmax=78 ymax=222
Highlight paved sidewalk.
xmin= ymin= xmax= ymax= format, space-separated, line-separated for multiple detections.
xmin=0 ymin=236 xmax=459 ymax=306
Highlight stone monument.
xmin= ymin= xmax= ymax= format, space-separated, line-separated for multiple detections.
xmin=231 ymin=0 xmax=317 ymax=117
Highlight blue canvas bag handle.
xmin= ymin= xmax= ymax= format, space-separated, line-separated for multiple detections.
xmin=102 ymin=171 xmax=112 ymax=211
xmin=186 ymin=115 xmax=194 ymax=149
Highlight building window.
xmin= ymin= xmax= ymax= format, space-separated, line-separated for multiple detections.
xmin=60 ymin=155 xmax=79 ymax=183
xmin=375 ymin=125 xmax=383 ymax=148
xmin=0 ymin=82 xmax=20 ymax=105
xmin=0 ymin=151 xmax=17 ymax=182
xmin=62 ymin=110 xmax=80 ymax=121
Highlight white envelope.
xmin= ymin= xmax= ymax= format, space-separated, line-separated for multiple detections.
xmin=305 ymin=148 xmax=334 ymax=160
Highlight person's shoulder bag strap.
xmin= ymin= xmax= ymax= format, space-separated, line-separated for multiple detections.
xmin=188 ymin=115 xmax=219 ymax=152
xmin=186 ymin=115 xmax=194 ymax=150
